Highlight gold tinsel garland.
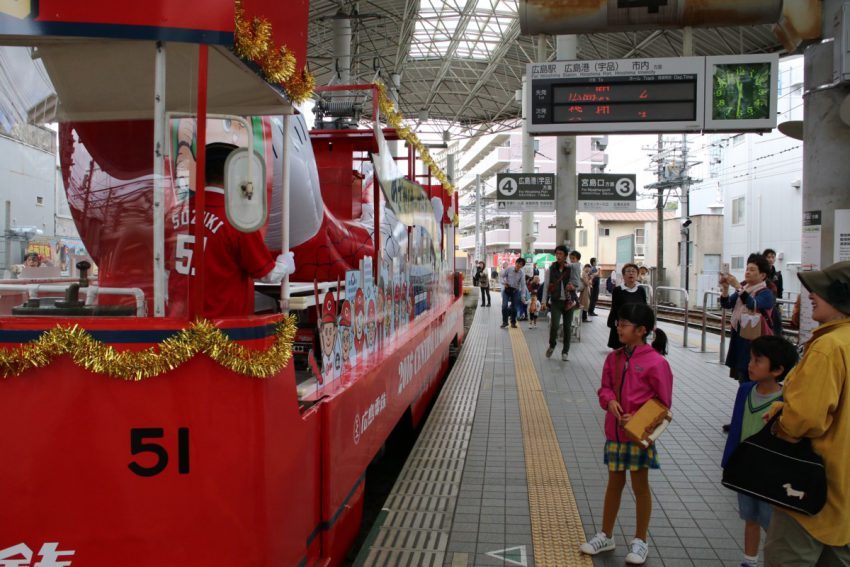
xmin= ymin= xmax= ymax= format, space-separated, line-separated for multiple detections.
xmin=0 ymin=316 xmax=297 ymax=381
xmin=375 ymin=82 xmax=456 ymax=196
xmin=233 ymin=1 xmax=314 ymax=104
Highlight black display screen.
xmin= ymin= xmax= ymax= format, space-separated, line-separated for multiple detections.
xmin=531 ymin=75 xmax=698 ymax=125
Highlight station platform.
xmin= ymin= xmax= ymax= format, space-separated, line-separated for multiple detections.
xmin=362 ymin=294 xmax=749 ymax=567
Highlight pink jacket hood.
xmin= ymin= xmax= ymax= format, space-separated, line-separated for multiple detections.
xmin=598 ymin=344 xmax=673 ymax=443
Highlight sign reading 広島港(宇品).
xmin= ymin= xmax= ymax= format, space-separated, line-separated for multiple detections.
xmin=495 ymin=173 xmax=555 ymax=212
xmin=577 ymin=173 xmax=636 ymax=212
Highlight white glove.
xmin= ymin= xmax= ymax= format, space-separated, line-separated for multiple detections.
xmin=260 ymin=251 xmax=296 ymax=284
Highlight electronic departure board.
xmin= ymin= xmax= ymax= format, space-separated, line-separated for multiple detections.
xmin=527 ymin=54 xmax=779 ymax=135
xmin=528 ymin=57 xmax=704 ymax=134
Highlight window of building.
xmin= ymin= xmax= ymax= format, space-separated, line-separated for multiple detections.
xmin=732 ymin=196 xmax=745 ymax=224
xmin=732 ymin=256 xmax=745 ymax=270
xmin=579 ymin=229 xmax=587 ymax=247
xmin=634 ymin=228 xmax=645 ymax=257
xmin=598 ymin=227 xmax=610 ymax=237
xmin=36 ymin=196 xmax=44 ymax=206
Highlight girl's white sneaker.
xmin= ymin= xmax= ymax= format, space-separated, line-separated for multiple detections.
xmin=625 ymin=538 xmax=649 ymax=564
xmin=579 ymin=532 xmax=615 ymax=555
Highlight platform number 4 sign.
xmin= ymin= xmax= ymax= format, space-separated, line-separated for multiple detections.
xmin=618 ymin=0 xmax=668 ymax=13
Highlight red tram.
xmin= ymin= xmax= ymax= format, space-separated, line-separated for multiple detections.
xmin=0 ymin=2 xmax=463 ymax=565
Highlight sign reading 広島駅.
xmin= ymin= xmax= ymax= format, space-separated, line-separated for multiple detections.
xmin=495 ymin=173 xmax=555 ymax=212
xmin=577 ymin=173 xmax=637 ymax=212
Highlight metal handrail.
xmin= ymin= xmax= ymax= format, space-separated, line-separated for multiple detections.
xmin=638 ymin=283 xmax=653 ymax=305
xmin=700 ymin=290 xmax=722 ymax=352
xmin=653 ymin=286 xmax=689 ymax=347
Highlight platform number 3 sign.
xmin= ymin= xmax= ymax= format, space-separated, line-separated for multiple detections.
xmin=618 ymin=0 xmax=668 ymax=14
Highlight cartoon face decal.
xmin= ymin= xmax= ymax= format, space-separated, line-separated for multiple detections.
xmin=320 ymin=291 xmax=337 ymax=360
xmin=366 ymin=300 xmax=377 ymax=348
xmin=320 ymin=322 xmax=337 ymax=360
xmin=339 ymin=300 xmax=352 ymax=364
xmin=354 ymin=288 xmax=365 ymax=344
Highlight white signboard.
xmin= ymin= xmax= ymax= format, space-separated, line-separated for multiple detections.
xmin=800 ymin=210 xmax=822 ymax=343
xmin=835 ymin=209 xmax=850 ymax=262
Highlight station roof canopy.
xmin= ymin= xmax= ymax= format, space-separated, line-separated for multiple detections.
xmin=308 ymin=0 xmax=784 ymax=139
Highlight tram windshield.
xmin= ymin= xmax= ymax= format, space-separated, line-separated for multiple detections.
xmin=0 ymin=42 xmax=285 ymax=319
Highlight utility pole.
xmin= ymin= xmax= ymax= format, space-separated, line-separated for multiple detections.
xmin=655 ymin=135 xmax=664 ymax=287
xmin=681 ymin=133 xmax=690 ymax=296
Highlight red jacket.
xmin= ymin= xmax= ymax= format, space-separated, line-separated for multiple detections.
xmin=597 ymin=344 xmax=673 ymax=443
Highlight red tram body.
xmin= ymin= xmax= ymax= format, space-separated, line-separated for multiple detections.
xmin=0 ymin=2 xmax=463 ymax=565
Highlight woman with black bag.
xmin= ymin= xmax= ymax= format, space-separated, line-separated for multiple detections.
xmin=761 ymin=261 xmax=850 ymax=566
xmin=473 ymin=261 xmax=490 ymax=307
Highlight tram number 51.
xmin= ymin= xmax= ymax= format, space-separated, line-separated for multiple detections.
xmin=128 ymin=428 xmax=190 ymax=477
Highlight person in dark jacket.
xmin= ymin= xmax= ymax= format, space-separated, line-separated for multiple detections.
xmin=588 ymin=257 xmax=600 ymax=316
xmin=721 ymin=336 xmax=797 ymax=567
xmin=763 ymin=248 xmax=784 ymax=334
xmin=719 ymin=254 xmax=776 ymax=382
xmin=473 ymin=261 xmax=490 ymax=306
xmin=606 ymin=263 xmax=648 ymax=349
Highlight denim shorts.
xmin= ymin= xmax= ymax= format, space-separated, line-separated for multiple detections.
xmin=738 ymin=493 xmax=773 ymax=530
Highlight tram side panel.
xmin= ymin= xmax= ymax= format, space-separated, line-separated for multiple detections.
xmin=0 ymin=318 xmax=322 ymax=567
xmin=318 ymin=298 xmax=463 ymax=564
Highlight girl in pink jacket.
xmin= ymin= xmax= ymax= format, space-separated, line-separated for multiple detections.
xmin=580 ymin=303 xmax=673 ymax=565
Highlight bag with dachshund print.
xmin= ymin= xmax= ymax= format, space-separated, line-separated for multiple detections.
xmin=722 ymin=412 xmax=826 ymax=515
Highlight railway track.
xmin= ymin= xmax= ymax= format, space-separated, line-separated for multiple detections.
xmin=594 ymin=295 xmax=799 ymax=342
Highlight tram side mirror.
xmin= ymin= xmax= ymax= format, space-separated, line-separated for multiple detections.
xmin=224 ymin=148 xmax=267 ymax=233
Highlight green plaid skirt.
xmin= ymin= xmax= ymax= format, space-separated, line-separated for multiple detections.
xmin=604 ymin=440 xmax=660 ymax=472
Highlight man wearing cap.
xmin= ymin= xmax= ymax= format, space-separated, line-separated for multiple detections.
xmin=339 ymin=299 xmax=353 ymax=370
xmin=169 ymin=143 xmax=295 ymax=318
xmin=763 ymin=261 xmax=850 ymax=566
xmin=319 ymin=291 xmax=339 ymax=379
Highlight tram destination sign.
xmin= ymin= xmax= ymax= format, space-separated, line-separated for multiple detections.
xmin=577 ymin=173 xmax=637 ymax=212
xmin=528 ymin=57 xmax=704 ymax=135
xmin=528 ymin=54 xmax=778 ymax=135
xmin=496 ymin=173 xmax=555 ymax=212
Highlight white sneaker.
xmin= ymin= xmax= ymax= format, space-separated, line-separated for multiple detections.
xmin=625 ymin=538 xmax=649 ymax=564
xmin=561 ymin=352 xmax=569 ymax=361
xmin=579 ymin=532 xmax=615 ymax=555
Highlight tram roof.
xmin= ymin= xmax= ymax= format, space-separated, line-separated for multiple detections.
xmin=308 ymin=0 xmax=784 ymax=139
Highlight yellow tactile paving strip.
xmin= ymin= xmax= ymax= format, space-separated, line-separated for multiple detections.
xmin=509 ymin=327 xmax=593 ymax=567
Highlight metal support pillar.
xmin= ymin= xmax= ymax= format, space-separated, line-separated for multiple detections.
xmin=800 ymin=0 xmax=850 ymax=339
xmin=555 ymin=35 xmax=577 ymax=250
xmin=475 ymin=174 xmax=482 ymax=262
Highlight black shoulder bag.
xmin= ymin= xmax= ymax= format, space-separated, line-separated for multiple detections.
xmin=722 ymin=412 xmax=827 ymax=515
